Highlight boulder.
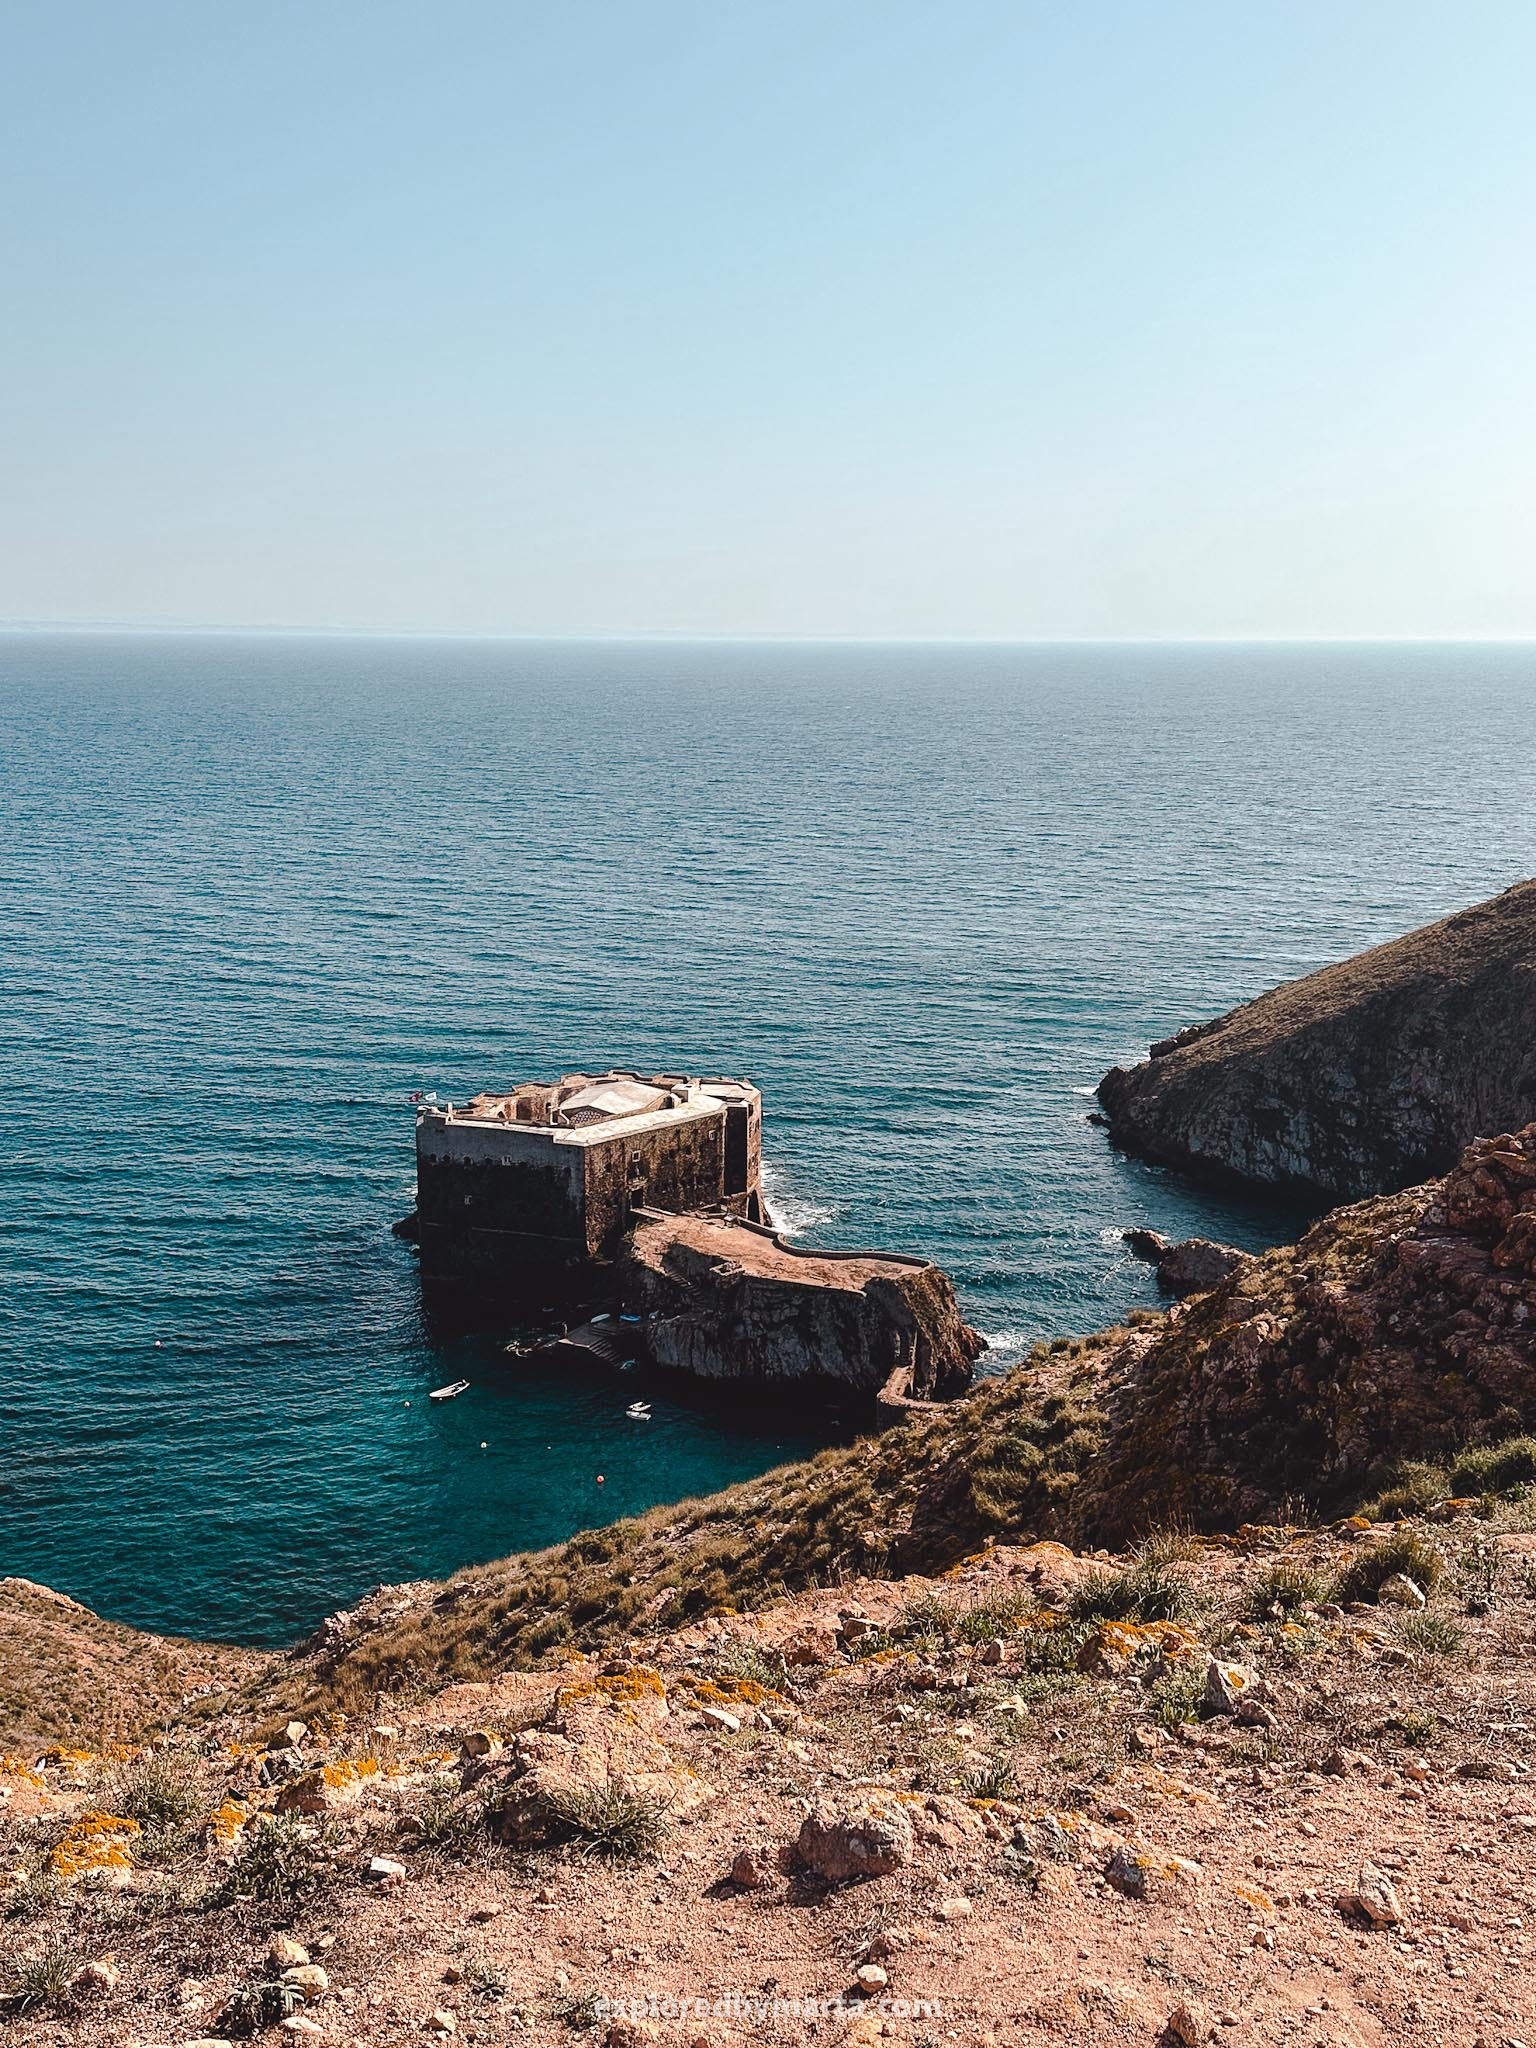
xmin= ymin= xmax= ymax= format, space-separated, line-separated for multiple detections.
xmin=1124 ymin=1231 xmax=1248 ymax=1297
xmin=1203 ymin=1658 xmax=1262 ymax=1716
xmin=796 ymin=1796 xmax=914 ymax=1881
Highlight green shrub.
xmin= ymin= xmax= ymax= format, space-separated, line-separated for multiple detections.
xmin=1068 ymin=1558 xmax=1198 ymax=1625
xmin=711 ymin=1637 xmax=790 ymax=1694
xmin=1244 ymin=1560 xmax=1326 ymax=1619
xmin=1395 ymin=1611 xmax=1465 ymax=1659
xmin=1011 ymin=1621 xmax=1083 ymax=1679
xmin=1389 ymin=1709 xmax=1438 ymax=1746
xmin=962 ymin=1753 xmax=1017 ymax=1800
xmin=223 ymin=1816 xmax=335 ymax=1904
xmin=1146 ymin=1661 xmax=1205 ymax=1731
xmin=462 ymin=1957 xmax=509 ymax=2001
xmin=109 ymin=1749 xmax=208 ymax=1852
xmin=1334 ymin=1528 xmax=1445 ymax=1604
xmin=553 ymin=1987 xmax=604 ymax=2029
xmin=221 ymin=1979 xmax=302 ymax=2035
xmin=0 ymin=1936 xmax=88 ymax=2017
xmin=400 ymin=1785 xmax=487 ymax=1860
xmin=553 ymin=1780 xmax=669 ymax=1862
xmin=896 ymin=1593 xmax=956 ymax=1645
xmin=1132 ymin=1528 xmax=1202 ymax=1567
xmin=1362 ymin=1460 xmax=1448 ymax=1521
xmin=954 ymin=1588 xmax=1038 ymax=1643
xmin=1 ymin=1867 xmax=60 ymax=1925
xmin=1449 ymin=1436 xmax=1536 ymax=1496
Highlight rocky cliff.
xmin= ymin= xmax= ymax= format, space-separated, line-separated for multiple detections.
xmin=1077 ymin=1122 xmax=1536 ymax=1536
xmin=621 ymin=1212 xmax=982 ymax=1401
xmin=1097 ymin=880 xmax=1536 ymax=1198
xmin=264 ymin=1121 xmax=1536 ymax=1719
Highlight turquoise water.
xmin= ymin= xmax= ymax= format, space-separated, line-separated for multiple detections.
xmin=3 ymin=634 xmax=1534 ymax=1645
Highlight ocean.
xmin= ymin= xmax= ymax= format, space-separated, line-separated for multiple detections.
xmin=3 ymin=633 xmax=1533 ymax=1645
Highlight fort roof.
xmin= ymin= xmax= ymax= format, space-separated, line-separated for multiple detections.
xmin=434 ymin=1071 xmax=757 ymax=1139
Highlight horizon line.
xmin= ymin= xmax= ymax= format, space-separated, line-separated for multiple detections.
xmin=3 ymin=621 xmax=1536 ymax=648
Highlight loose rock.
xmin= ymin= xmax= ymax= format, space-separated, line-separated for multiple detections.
xmin=1203 ymin=1657 xmax=1261 ymax=1716
xmin=796 ymin=1796 xmax=914 ymax=1880
xmin=729 ymin=1847 xmax=775 ymax=1889
xmin=1378 ymin=1573 xmax=1427 ymax=1608
xmin=1166 ymin=1999 xmax=1212 ymax=2045
xmin=68 ymin=1958 xmax=119 ymax=2000
xmin=1350 ymin=1862 xmax=1403 ymax=1926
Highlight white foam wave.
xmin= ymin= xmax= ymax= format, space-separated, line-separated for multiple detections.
xmin=759 ymin=1158 xmax=837 ymax=1238
xmin=977 ymin=1325 xmax=1031 ymax=1364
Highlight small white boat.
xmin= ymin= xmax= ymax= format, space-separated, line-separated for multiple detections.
xmin=429 ymin=1378 xmax=471 ymax=1402
xmin=625 ymin=1400 xmax=652 ymax=1419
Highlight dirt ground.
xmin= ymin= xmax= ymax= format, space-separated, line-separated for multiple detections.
xmin=2 ymin=1516 xmax=1534 ymax=2048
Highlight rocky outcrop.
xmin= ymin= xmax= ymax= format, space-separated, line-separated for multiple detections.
xmin=1097 ymin=881 xmax=1536 ymax=1199
xmin=620 ymin=1212 xmax=982 ymax=1401
xmin=1079 ymin=1122 xmax=1536 ymax=1535
xmin=1122 ymin=1230 xmax=1248 ymax=1297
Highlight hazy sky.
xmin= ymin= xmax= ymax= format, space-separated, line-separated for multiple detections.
xmin=4 ymin=1 xmax=1534 ymax=638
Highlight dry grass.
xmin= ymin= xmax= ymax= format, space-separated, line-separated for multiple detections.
xmin=0 ymin=1581 xmax=268 ymax=1748
xmin=1333 ymin=1527 xmax=1446 ymax=1605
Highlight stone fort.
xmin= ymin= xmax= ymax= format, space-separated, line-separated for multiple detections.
xmin=412 ymin=1071 xmax=763 ymax=1284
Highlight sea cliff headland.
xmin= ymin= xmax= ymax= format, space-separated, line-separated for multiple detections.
xmin=1098 ymin=881 xmax=1536 ymax=1200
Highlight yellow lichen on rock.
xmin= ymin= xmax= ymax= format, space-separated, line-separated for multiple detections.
xmin=209 ymin=1796 xmax=254 ymax=1852
xmin=556 ymin=1665 xmax=667 ymax=1711
xmin=50 ymin=1810 xmax=140 ymax=1881
xmin=1078 ymin=1619 xmax=1202 ymax=1674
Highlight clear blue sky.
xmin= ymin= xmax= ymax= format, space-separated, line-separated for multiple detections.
xmin=3 ymin=1 xmax=1533 ymax=638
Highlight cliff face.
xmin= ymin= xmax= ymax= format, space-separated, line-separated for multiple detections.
xmin=1097 ymin=881 xmax=1536 ymax=1199
xmin=621 ymin=1212 xmax=982 ymax=1399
